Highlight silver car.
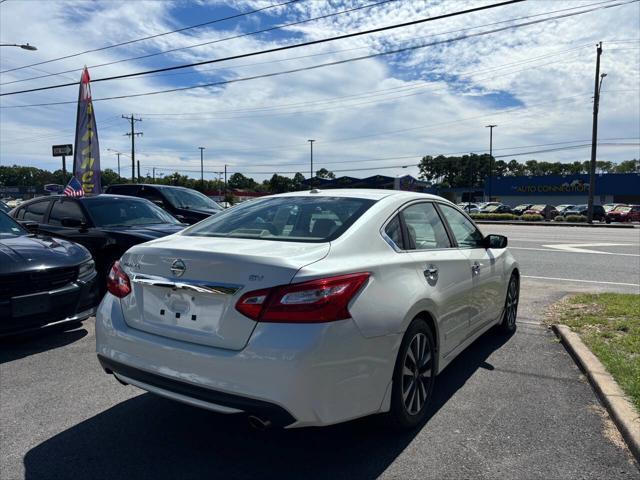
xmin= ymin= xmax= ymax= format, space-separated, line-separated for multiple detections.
xmin=96 ymin=189 xmax=519 ymax=429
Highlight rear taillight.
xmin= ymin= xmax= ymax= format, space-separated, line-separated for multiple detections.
xmin=235 ymin=273 xmax=370 ymax=323
xmin=106 ymin=261 xmax=131 ymax=298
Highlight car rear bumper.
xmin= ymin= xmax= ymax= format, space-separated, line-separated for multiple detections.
xmin=95 ymin=293 xmax=399 ymax=428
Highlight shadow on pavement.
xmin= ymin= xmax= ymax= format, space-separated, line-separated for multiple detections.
xmin=23 ymin=330 xmax=513 ymax=480
xmin=0 ymin=324 xmax=88 ymax=365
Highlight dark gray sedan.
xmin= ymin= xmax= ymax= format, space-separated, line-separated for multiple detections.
xmin=0 ymin=212 xmax=99 ymax=337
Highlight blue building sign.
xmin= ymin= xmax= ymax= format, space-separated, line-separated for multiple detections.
xmin=489 ymin=173 xmax=639 ymax=196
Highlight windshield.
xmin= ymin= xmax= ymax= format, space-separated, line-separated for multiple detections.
xmin=184 ymin=196 xmax=375 ymax=242
xmin=0 ymin=201 xmax=9 ymax=214
xmin=484 ymin=205 xmax=502 ymax=212
xmin=85 ymin=198 xmax=181 ymax=227
xmin=530 ymin=205 xmax=546 ymax=210
xmin=614 ymin=206 xmax=631 ymax=212
xmin=0 ymin=213 xmax=26 ymax=238
xmin=161 ymin=188 xmax=222 ymax=212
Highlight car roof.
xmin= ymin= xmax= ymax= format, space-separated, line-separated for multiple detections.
xmin=108 ymin=183 xmax=190 ymax=191
xmin=272 ymin=188 xmax=447 ymax=202
xmin=26 ymin=194 xmax=148 ymax=203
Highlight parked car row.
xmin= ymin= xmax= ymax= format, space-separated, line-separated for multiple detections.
xmin=457 ymin=201 xmax=639 ymax=222
xmin=1 ymin=185 xmax=226 ymax=337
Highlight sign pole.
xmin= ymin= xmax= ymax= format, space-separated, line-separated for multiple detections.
xmin=62 ymin=155 xmax=67 ymax=181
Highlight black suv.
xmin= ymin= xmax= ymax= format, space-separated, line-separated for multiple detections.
xmin=105 ymin=184 xmax=222 ymax=224
xmin=562 ymin=204 xmax=606 ymax=221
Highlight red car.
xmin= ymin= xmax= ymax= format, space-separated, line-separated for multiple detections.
xmin=523 ymin=204 xmax=558 ymax=220
xmin=605 ymin=205 xmax=640 ymax=223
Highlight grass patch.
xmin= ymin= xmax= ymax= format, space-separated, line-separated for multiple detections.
xmin=550 ymin=293 xmax=640 ymax=411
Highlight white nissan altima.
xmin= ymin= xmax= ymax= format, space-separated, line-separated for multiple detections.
xmin=96 ymin=189 xmax=519 ymax=429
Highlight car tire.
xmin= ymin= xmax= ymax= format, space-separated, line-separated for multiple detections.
xmin=387 ymin=319 xmax=436 ymax=429
xmin=498 ymin=273 xmax=519 ymax=333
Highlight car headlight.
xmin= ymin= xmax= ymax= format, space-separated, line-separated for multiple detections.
xmin=78 ymin=259 xmax=96 ymax=281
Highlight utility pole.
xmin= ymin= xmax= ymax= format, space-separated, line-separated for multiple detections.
xmin=308 ymin=139 xmax=315 ymax=187
xmin=198 ymin=147 xmax=205 ymax=190
xmin=137 ymin=160 xmax=141 ymax=182
xmin=116 ymin=152 xmax=121 ymax=178
xmin=485 ymin=125 xmax=497 ymax=201
xmin=123 ymin=114 xmax=142 ymax=183
xmin=152 ymin=167 xmax=156 ymax=183
xmin=224 ymin=164 xmax=227 ymax=196
xmin=587 ymin=42 xmax=605 ymax=223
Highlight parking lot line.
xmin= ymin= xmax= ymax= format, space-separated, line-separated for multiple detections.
xmin=522 ymin=275 xmax=640 ymax=287
xmin=510 ymin=246 xmax=640 ymax=257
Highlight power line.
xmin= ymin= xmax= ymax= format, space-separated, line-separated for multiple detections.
xmin=0 ymin=0 xmax=400 ymax=84
xmin=140 ymin=142 xmax=639 ymax=175
xmin=2 ymin=0 xmax=636 ymax=108
xmin=0 ymin=0 xmax=526 ymax=97
xmin=0 ymin=0 xmax=302 ymax=75
xmin=0 ymin=0 xmax=620 ymax=87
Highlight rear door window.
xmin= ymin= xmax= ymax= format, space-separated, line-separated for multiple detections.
xmin=401 ymin=203 xmax=451 ymax=250
xmin=184 ymin=196 xmax=375 ymax=242
xmin=22 ymin=200 xmax=50 ymax=222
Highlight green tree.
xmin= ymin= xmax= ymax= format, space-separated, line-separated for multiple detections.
xmin=315 ymin=168 xmax=335 ymax=179
xmin=228 ymin=172 xmax=257 ymax=190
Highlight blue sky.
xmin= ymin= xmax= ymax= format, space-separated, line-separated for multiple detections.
xmin=0 ymin=0 xmax=639 ymax=183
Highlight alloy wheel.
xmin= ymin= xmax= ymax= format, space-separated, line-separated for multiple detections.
xmin=401 ymin=333 xmax=433 ymax=415
xmin=505 ymin=277 xmax=519 ymax=328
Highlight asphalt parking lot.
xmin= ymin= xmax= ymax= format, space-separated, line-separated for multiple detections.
xmin=1 ymin=225 xmax=639 ymax=480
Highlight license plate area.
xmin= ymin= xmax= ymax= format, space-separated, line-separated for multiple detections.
xmin=12 ymin=292 xmax=51 ymax=317
xmin=140 ymin=285 xmax=227 ymax=336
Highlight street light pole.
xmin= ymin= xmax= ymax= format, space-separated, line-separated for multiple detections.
xmin=485 ymin=125 xmax=497 ymax=201
xmin=587 ymin=42 xmax=605 ymax=224
xmin=198 ymin=147 xmax=205 ymax=190
xmin=308 ymin=139 xmax=315 ymax=187
xmin=0 ymin=43 xmax=37 ymax=51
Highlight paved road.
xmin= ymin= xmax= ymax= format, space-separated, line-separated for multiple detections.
xmin=1 ymin=226 xmax=639 ymax=480
xmin=481 ymin=224 xmax=640 ymax=292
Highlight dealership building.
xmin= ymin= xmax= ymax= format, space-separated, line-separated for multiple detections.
xmin=307 ymin=173 xmax=640 ymax=206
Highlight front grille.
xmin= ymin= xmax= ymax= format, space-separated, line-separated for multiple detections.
xmin=0 ymin=266 xmax=78 ymax=299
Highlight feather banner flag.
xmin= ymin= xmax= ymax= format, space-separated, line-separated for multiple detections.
xmin=72 ymin=67 xmax=101 ymax=194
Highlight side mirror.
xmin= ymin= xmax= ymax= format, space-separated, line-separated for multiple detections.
xmin=174 ymin=214 xmax=186 ymax=221
xmin=20 ymin=220 xmax=39 ymax=233
xmin=61 ymin=217 xmax=86 ymax=229
xmin=484 ymin=234 xmax=508 ymax=249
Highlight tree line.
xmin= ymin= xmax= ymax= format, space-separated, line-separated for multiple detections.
xmin=1 ymin=157 xmax=636 ymax=195
xmin=0 ymin=165 xmax=337 ymax=195
xmin=417 ymin=155 xmax=639 ymax=188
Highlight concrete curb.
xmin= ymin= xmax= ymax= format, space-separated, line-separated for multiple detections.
xmin=475 ymin=221 xmax=637 ymax=228
xmin=552 ymin=324 xmax=640 ymax=461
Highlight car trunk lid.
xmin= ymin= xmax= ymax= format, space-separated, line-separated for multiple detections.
xmin=118 ymin=236 xmax=329 ymax=350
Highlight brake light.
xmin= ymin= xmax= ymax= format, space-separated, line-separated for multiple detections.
xmin=235 ymin=273 xmax=370 ymax=323
xmin=106 ymin=261 xmax=131 ymax=298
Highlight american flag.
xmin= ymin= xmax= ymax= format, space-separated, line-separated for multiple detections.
xmin=63 ymin=176 xmax=85 ymax=198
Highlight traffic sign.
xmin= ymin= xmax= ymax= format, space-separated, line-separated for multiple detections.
xmin=52 ymin=144 xmax=73 ymax=157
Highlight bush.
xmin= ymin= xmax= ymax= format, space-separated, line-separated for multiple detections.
xmin=521 ymin=214 xmax=544 ymax=221
xmin=564 ymin=214 xmax=588 ymax=223
xmin=469 ymin=213 xmax=518 ymax=221
xmin=554 ymin=215 xmax=565 ymax=222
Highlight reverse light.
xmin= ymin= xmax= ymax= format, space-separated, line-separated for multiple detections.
xmin=106 ymin=261 xmax=131 ymax=298
xmin=235 ymin=273 xmax=370 ymax=323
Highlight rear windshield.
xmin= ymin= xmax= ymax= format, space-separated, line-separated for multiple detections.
xmin=183 ymin=196 xmax=375 ymax=242
xmin=161 ymin=188 xmax=223 ymax=213
xmin=84 ymin=197 xmax=181 ymax=227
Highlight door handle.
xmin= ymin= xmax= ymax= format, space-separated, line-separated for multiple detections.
xmin=424 ymin=265 xmax=439 ymax=283
xmin=471 ymin=262 xmax=481 ymax=276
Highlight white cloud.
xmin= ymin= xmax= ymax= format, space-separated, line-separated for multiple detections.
xmin=1 ymin=0 xmax=638 ymax=183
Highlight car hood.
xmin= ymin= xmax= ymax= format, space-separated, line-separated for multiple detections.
xmin=0 ymin=235 xmax=91 ymax=275
xmin=101 ymin=223 xmax=187 ymax=239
